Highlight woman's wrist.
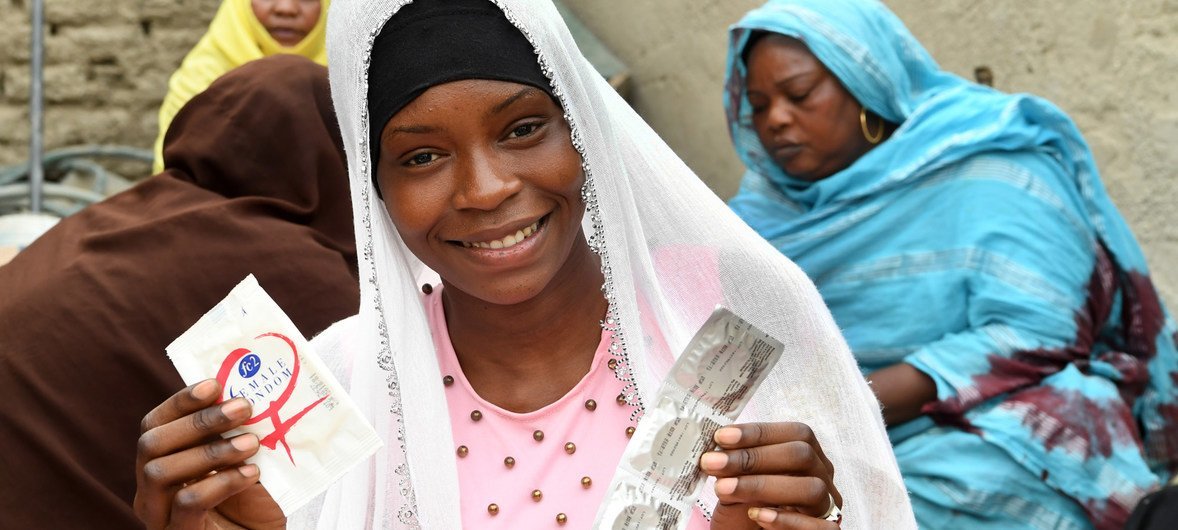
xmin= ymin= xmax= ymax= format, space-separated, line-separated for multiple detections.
xmin=866 ymin=362 xmax=937 ymax=425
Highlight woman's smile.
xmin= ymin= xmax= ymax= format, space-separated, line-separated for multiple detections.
xmin=448 ymin=213 xmax=551 ymax=267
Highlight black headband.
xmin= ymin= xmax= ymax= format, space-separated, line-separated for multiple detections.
xmin=366 ymin=0 xmax=554 ymax=196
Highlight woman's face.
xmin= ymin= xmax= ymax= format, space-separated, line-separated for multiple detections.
xmin=745 ymin=34 xmax=872 ymax=182
xmin=376 ymin=79 xmax=587 ymax=306
xmin=251 ymin=0 xmax=321 ymax=47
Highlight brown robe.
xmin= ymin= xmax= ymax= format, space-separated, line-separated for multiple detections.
xmin=0 ymin=55 xmax=358 ymax=528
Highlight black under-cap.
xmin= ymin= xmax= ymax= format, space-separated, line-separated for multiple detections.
xmin=366 ymin=0 xmax=555 ymax=196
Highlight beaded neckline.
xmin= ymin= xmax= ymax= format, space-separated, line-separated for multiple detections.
xmin=424 ymin=286 xmax=615 ymax=422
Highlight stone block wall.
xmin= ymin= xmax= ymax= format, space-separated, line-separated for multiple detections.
xmin=0 ymin=0 xmax=219 ymax=171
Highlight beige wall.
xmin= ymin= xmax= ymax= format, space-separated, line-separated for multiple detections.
xmin=0 ymin=0 xmax=1173 ymax=299
xmin=564 ymin=0 xmax=1178 ymax=303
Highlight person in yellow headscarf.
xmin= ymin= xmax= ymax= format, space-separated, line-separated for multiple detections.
xmin=152 ymin=0 xmax=329 ymax=173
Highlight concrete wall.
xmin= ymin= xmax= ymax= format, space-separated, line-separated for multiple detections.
xmin=564 ymin=0 xmax=1178 ymax=303
xmin=0 ymin=0 xmax=1173 ymax=300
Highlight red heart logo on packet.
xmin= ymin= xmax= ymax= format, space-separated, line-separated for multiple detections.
xmin=215 ymin=332 xmax=328 ymax=465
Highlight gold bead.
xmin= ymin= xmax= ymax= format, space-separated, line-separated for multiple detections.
xmin=443 ymin=375 xmax=454 ymax=386
xmin=607 ymin=358 xmax=618 ymax=370
xmin=456 ymin=445 xmax=468 ymax=457
xmin=564 ymin=442 xmax=576 ymax=455
xmin=531 ymin=489 xmax=543 ymax=502
xmin=625 ymin=426 xmax=635 ymax=438
xmin=470 ymin=410 xmax=482 ymax=422
xmin=421 ymin=283 xmax=433 ymax=295
xmin=616 ymin=393 xmax=627 ymax=405
xmin=487 ymin=503 xmax=499 ymax=515
xmin=556 ymin=513 xmax=568 ymax=525
xmin=581 ymin=476 xmax=592 ymax=488
xmin=533 ymin=430 xmax=544 ymax=442
xmin=504 ymin=456 xmax=515 ymax=468
xmin=584 ymin=399 xmax=597 ymax=411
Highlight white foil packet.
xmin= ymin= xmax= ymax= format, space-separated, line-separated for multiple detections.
xmin=166 ymin=275 xmax=381 ymax=516
xmin=593 ymin=307 xmax=785 ymax=529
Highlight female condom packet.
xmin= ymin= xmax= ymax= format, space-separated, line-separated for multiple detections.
xmin=166 ymin=274 xmax=382 ymax=517
xmin=593 ymin=306 xmax=785 ymax=529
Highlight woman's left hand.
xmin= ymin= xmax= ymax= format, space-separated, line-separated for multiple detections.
xmin=700 ymin=422 xmax=842 ymax=529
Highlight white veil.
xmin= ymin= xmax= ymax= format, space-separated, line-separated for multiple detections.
xmin=306 ymin=0 xmax=915 ymax=527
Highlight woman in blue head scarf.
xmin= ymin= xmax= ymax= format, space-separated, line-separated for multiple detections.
xmin=724 ymin=1 xmax=1178 ymax=529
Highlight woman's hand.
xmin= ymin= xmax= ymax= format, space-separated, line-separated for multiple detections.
xmin=701 ymin=422 xmax=841 ymax=529
xmin=134 ymin=379 xmax=286 ymax=530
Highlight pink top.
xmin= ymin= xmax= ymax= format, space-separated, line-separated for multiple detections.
xmin=424 ymin=287 xmax=709 ymax=529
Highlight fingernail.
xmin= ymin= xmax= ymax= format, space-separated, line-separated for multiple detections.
xmin=714 ymin=427 xmax=741 ymax=445
xmin=750 ymin=506 xmax=777 ymax=523
xmin=239 ymin=464 xmax=259 ymax=478
xmin=191 ymin=379 xmax=217 ymax=400
xmin=699 ymin=451 xmax=728 ymax=471
xmin=231 ymin=434 xmax=258 ymax=452
xmin=221 ymin=398 xmax=250 ymax=419
xmin=714 ymin=477 xmax=738 ymax=495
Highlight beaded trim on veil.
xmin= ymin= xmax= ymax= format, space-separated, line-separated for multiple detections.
xmin=356 ymin=12 xmax=417 ymax=523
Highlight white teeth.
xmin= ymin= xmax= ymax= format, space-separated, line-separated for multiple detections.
xmin=464 ymin=220 xmax=541 ymax=250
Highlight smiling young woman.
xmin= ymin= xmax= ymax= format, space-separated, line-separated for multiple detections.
xmin=377 ymin=79 xmax=609 ymax=413
xmin=131 ymin=0 xmax=914 ymax=529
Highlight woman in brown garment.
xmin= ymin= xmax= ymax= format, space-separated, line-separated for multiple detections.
xmin=0 ymin=55 xmax=358 ymax=529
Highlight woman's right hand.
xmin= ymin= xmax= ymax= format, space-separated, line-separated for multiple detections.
xmin=134 ymin=379 xmax=286 ymax=530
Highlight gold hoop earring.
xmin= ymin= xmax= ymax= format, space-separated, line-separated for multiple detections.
xmin=860 ymin=107 xmax=884 ymax=145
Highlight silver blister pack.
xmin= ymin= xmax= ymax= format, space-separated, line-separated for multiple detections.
xmin=593 ymin=306 xmax=785 ymax=529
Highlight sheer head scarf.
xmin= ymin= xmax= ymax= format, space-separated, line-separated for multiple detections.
xmin=306 ymin=0 xmax=914 ymax=527
xmin=153 ymin=0 xmax=331 ymax=173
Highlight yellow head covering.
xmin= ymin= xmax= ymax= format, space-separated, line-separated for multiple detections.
xmin=152 ymin=0 xmax=330 ymax=173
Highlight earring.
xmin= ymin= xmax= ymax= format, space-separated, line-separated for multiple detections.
xmin=860 ymin=107 xmax=884 ymax=145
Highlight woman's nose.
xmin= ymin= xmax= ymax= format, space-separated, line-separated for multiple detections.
xmin=273 ymin=0 xmax=299 ymax=16
xmin=766 ymin=99 xmax=794 ymax=133
xmin=452 ymin=152 xmax=524 ymax=211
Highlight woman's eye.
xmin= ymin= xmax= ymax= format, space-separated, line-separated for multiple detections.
xmin=508 ymin=123 xmax=540 ymax=139
xmin=787 ymin=89 xmax=812 ymax=103
xmin=404 ymin=152 xmax=439 ymax=166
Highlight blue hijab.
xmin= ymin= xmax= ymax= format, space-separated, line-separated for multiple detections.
xmin=726 ymin=1 xmax=1177 ymax=527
